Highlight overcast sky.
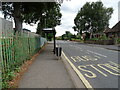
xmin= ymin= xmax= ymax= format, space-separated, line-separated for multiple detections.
xmin=55 ymin=0 xmax=120 ymax=36
xmin=0 ymin=0 xmax=119 ymax=36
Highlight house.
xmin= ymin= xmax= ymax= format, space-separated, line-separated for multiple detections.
xmin=103 ymin=27 xmax=111 ymax=37
xmin=104 ymin=21 xmax=120 ymax=38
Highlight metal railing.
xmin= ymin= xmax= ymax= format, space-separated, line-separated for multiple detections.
xmin=0 ymin=29 xmax=47 ymax=88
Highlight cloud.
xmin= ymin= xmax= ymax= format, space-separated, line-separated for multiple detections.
xmin=0 ymin=0 xmax=119 ymax=36
xmin=23 ymin=23 xmax=37 ymax=32
xmin=56 ymin=0 xmax=119 ymax=36
xmin=55 ymin=25 xmax=77 ymax=36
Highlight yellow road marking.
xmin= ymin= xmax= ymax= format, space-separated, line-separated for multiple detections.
xmin=89 ymin=65 xmax=108 ymax=77
xmin=62 ymin=51 xmax=93 ymax=89
xmin=98 ymin=64 xmax=120 ymax=76
xmin=78 ymin=65 xmax=97 ymax=78
xmin=109 ymin=61 xmax=120 ymax=67
xmin=81 ymin=56 xmax=89 ymax=61
xmin=104 ymin=64 xmax=119 ymax=72
xmin=71 ymin=57 xmax=77 ymax=62
xmin=77 ymin=56 xmax=82 ymax=61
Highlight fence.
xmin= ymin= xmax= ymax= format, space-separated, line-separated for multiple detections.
xmin=0 ymin=18 xmax=47 ymax=88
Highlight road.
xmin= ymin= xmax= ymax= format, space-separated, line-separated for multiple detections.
xmin=57 ymin=40 xmax=120 ymax=89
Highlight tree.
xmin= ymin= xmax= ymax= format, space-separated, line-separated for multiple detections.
xmin=61 ymin=31 xmax=73 ymax=40
xmin=2 ymin=2 xmax=42 ymax=32
xmin=36 ymin=2 xmax=62 ymax=35
xmin=2 ymin=2 xmax=62 ymax=34
xmin=2 ymin=2 xmax=23 ymax=32
xmin=74 ymin=1 xmax=113 ymax=38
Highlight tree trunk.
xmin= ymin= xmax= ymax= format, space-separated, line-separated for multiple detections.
xmin=90 ymin=33 xmax=93 ymax=39
xmin=14 ymin=17 xmax=22 ymax=33
xmin=13 ymin=3 xmax=22 ymax=34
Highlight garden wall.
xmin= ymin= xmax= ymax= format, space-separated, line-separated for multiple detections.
xmin=84 ymin=40 xmax=114 ymax=45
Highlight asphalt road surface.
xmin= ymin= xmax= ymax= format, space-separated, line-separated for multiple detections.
xmin=57 ymin=40 xmax=120 ymax=89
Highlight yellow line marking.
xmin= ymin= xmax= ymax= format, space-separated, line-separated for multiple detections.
xmin=81 ymin=56 xmax=88 ymax=61
xmin=98 ymin=64 xmax=120 ymax=76
xmin=109 ymin=61 xmax=120 ymax=67
xmin=89 ymin=65 xmax=108 ymax=77
xmin=62 ymin=51 xmax=93 ymax=89
xmin=78 ymin=56 xmax=84 ymax=61
xmin=71 ymin=57 xmax=77 ymax=62
xmin=78 ymin=65 xmax=97 ymax=78
xmin=77 ymin=56 xmax=82 ymax=62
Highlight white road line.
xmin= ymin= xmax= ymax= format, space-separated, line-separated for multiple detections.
xmin=86 ymin=52 xmax=90 ymax=54
xmin=94 ymin=55 xmax=100 ymax=59
xmin=87 ymin=50 xmax=107 ymax=58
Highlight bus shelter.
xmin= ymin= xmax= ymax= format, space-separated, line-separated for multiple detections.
xmin=42 ymin=28 xmax=56 ymax=54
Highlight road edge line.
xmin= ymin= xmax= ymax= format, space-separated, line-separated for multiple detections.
xmin=61 ymin=51 xmax=93 ymax=89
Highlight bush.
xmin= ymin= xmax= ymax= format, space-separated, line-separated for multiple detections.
xmin=90 ymin=37 xmax=99 ymax=40
xmin=98 ymin=35 xmax=110 ymax=40
xmin=88 ymin=35 xmax=110 ymax=41
xmin=85 ymin=35 xmax=114 ymax=45
xmin=116 ymin=38 xmax=120 ymax=44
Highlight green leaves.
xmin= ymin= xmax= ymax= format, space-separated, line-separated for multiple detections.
xmin=74 ymin=1 xmax=113 ymax=35
xmin=36 ymin=3 xmax=62 ymax=35
xmin=2 ymin=2 xmax=62 ymax=33
xmin=61 ymin=31 xmax=74 ymax=40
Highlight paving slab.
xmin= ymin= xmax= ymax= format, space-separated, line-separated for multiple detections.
xmin=18 ymin=43 xmax=74 ymax=88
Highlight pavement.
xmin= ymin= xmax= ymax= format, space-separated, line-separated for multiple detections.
xmin=18 ymin=40 xmax=119 ymax=88
xmin=18 ymin=43 xmax=75 ymax=88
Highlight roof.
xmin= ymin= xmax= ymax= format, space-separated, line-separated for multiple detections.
xmin=103 ymin=27 xmax=111 ymax=33
xmin=43 ymin=28 xmax=55 ymax=31
xmin=104 ymin=21 xmax=120 ymax=33
xmin=42 ymin=28 xmax=55 ymax=33
xmin=111 ymin=21 xmax=120 ymax=32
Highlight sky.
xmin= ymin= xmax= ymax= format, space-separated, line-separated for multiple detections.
xmin=55 ymin=0 xmax=120 ymax=36
xmin=0 ymin=0 xmax=120 ymax=36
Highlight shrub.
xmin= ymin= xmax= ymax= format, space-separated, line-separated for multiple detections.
xmin=90 ymin=38 xmax=99 ymax=40
xmin=98 ymin=35 xmax=110 ymax=40
xmin=116 ymin=38 xmax=120 ymax=44
xmin=88 ymin=35 xmax=110 ymax=41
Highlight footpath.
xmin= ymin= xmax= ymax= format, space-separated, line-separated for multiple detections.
xmin=18 ymin=43 xmax=74 ymax=88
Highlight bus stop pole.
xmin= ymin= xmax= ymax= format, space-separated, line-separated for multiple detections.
xmin=53 ymin=30 xmax=56 ymax=54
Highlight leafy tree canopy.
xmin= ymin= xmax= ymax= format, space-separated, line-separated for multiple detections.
xmin=36 ymin=2 xmax=62 ymax=35
xmin=2 ymin=2 xmax=62 ymax=34
xmin=73 ymin=1 xmax=113 ymax=35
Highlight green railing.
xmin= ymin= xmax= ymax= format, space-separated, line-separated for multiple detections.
xmin=0 ymin=29 xmax=47 ymax=88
